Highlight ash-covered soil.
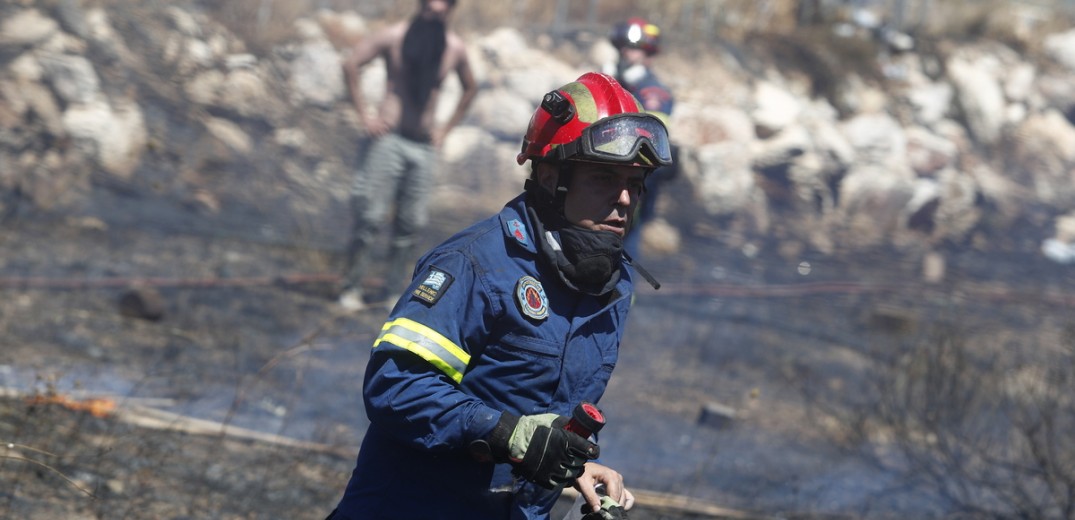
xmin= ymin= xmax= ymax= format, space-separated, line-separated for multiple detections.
xmin=0 ymin=213 xmax=367 ymax=519
xmin=0 ymin=393 xmax=349 ymax=520
xmin=1 ymin=177 xmax=1072 ymax=520
xmin=0 ymin=197 xmax=760 ymax=519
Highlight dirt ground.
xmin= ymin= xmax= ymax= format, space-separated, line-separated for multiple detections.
xmin=3 ymin=170 xmax=1075 ymax=519
xmin=0 ymin=393 xmax=350 ymax=520
xmin=0 ymin=215 xmax=361 ymax=520
xmin=0 ymin=209 xmax=761 ymax=520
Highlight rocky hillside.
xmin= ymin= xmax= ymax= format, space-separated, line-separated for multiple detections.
xmin=3 ymin=1 xmax=1075 ymax=273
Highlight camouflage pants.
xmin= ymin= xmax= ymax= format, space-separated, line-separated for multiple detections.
xmin=343 ymin=132 xmax=435 ymax=295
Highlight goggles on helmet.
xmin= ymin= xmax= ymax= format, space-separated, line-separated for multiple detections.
xmin=554 ymin=113 xmax=672 ymax=167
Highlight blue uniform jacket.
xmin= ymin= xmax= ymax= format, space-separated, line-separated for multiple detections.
xmin=621 ymin=67 xmax=676 ymax=258
xmin=624 ymin=67 xmax=674 ymax=117
xmin=333 ymin=194 xmax=634 ymax=519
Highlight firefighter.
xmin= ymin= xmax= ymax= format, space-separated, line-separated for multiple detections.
xmin=606 ymin=17 xmax=678 ymax=261
xmin=326 ymin=72 xmax=670 ymax=519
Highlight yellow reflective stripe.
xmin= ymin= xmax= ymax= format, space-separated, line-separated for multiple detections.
xmin=374 ymin=318 xmax=471 ymax=384
xmin=562 ymin=81 xmax=599 ymax=123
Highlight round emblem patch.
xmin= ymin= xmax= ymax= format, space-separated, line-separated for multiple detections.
xmin=515 ymin=276 xmax=548 ymax=321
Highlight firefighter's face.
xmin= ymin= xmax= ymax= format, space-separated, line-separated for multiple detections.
xmin=618 ymin=47 xmax=649 ymax=67
xmin=538 ymin=163 xmax=647 ymax=238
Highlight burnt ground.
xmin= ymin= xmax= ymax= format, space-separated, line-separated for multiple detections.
xmin=1 ymin=175 xmax=1073 ymax=520
xmin=0 ymin=393 xmax=349 ymax=519
xmin=0 ymin=213 xmax=366 ymax=520
xmin=0 ymin=186 xmax=765 ymax=520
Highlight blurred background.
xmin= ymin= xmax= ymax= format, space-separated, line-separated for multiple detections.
xmin=2 ymin=0 xmax=1075 ymax=518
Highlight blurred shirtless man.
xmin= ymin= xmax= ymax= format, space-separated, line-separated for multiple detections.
xmin=339 ymin=0 xmax=477 ymax=310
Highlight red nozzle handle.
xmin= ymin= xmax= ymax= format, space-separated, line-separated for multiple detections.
xmin=564 ymin=401 xmax=605 ymax=438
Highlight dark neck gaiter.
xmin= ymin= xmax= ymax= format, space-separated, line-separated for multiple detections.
xmin=527 ymin=204 xmax=623 ymax=296
xmin=402 ymin=16 xmax=447 ymax=109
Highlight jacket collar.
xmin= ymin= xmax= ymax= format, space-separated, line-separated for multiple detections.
xmin=499 ymin=194 xmax=537 ymax=255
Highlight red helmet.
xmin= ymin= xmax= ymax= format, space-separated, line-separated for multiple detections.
xmin=610 ymin=17 xmax=661 ymax=55
xmin=516 ymin=72 xmax=672 ymax=168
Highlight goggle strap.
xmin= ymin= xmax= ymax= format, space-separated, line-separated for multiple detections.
xmin=623 ymin=250 xmax=660 ymax=290
xmin=556 ymin=139 xmax=581 ymax=162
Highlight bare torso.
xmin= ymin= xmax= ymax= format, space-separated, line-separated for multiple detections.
xmin=344 ymin=15 xmax=476 ymax=146
xmin=374 ymin=21 xmax=469 ymax=140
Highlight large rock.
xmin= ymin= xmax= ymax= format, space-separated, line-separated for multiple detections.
xmin=0 ymin=9 xmax=59 ymax=48
xmin=89 ymin=9 xmax=135 ymax=63
xmin=671 ymin=103 xmax=754 ymax=151
xmin=840 ymin=111 xmax=909 ymax=171
xmin=461 ymin=88 xmax=532 ymax=140
xmin=186 ymin=65 xmax=285 ymax=121
xmin=1043 ymin=28 xmax=1075 ymax=71
xmin=37 ymin=52 xmax=101 ymax=105
xmin=905 ymin=125 xmax=958 ymax=176
xmin=752 ymin=80 xmax=803 ymax=137
xmin=911 ymin=168 xmax=983 ymax=243
xmin=1042 ymin=211 xmax=1075 ymax=264
xmin=835 ymin=163 xmax=916 ymax=249
xmin=216 ymin=67 xmax=277 ymax=116
xmin=947 ymin=51 xmax=1006 ymax=146
xmin=315 ymin=10 xmax=367 ymax=50
xmin=905 ymin=81 xmax=954 ymax=127
xmin=437 ymin=125 xmax=523 ymax=214
xmin=289 ymin=28 xmax=344 ymax=108
xmin=473 ymin=27 xmax=577 ymax=102
xmin=1010 ymin=110 xmax=1075 ymax=206
xmin=640 ymin=218 xmax=682 ymax=257
xmin=202 ymin=116 xmax=252 ymax=155
xmin=62 ymin=99 xmax=146 ymax=178
xmin=689 ymin=141 xmax=759 ymax=217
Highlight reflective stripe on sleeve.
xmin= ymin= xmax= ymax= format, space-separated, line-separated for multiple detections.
xmin=373 ymin=318 xmax=471 ymax=384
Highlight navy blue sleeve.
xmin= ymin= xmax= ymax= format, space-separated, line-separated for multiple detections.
xmin=361 ymin=249 xmax=503 ymax=452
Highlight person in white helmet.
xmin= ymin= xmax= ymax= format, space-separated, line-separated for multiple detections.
xmin=606 ymin=17 xmax=678 ymax=262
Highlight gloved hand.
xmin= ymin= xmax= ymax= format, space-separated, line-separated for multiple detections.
xmin=580 ymin=494 xmax=629 ymax=520
xmin=472 ymin=412 xmax=599 ymax=489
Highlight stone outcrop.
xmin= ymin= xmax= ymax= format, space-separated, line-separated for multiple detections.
xmin=3 ymin=1 xmax=1075 ymax=267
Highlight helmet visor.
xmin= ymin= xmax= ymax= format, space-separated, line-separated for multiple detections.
xmin=559 ymin=113 xmax=672 ymax=166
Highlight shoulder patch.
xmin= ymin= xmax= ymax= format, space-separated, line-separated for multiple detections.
xmin=412 ymin=266 xmax=454 ymax=306
xmin=506 ymin=218 xmax=531 ymax=248
xmin=515 ymin=276 xmax=548 ymax=321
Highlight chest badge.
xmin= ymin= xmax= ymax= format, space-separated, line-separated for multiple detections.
xmin=515 ymin=276 xmax=548 ymax=321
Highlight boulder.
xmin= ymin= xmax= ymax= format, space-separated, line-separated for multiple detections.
xmin=947 ymin=52 xmax=1006 ymax=146
xmin=37 ymin=52 xmax=101 ymax=105
xmin=289 ymin=39 xmax=344 ymax=108
xmin=1043 ymin=28 xmax=1075 ymax=71
xmin=0 ymin=9 xmax=58 ymax=48
xmin=62 ymin=99 xmax=146 ymax=178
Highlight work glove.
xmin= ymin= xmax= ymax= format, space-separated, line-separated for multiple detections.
xmin=470 ymin=412 xmax=599 ymax=489
xmin=580 ymin=494 xmax=629 ymax=520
